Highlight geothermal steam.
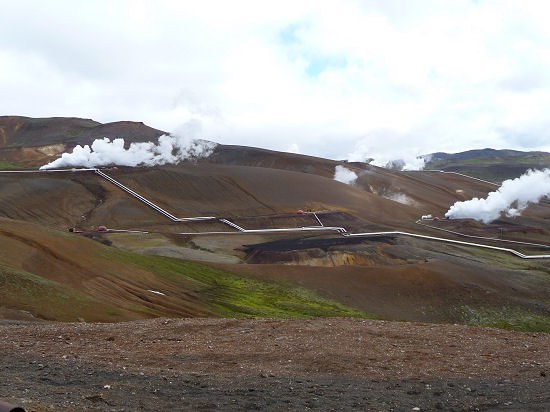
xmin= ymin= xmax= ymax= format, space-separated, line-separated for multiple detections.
xmin=39 ymin=135 xmax=217 ymax=169
xmin=445 ymin=169 xmax=550 ymax=223
xmin=334 ymin=165 xmax=358 ymax=185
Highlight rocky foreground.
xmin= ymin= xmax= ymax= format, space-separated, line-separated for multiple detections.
xmin=1 ymin=318 xmax=549 ymax=411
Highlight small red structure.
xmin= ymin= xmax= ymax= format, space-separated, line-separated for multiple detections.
xmin=97 ymin=225 xmax=108 ymax=232
xmin=297 ymin=210 xmax=304 ymax=215
xmin=433 ymin=217 xmax=440 ymax=222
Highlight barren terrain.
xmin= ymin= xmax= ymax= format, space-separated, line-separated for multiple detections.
xmin=2 ymin=317 xmax=550 ymax=411
xmin=2 ymin=117 xmax=550 ymax=410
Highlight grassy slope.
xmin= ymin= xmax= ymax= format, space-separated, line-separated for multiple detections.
xmin=0 ymin=161 xmax=30 ymax=170
xmin=425 ymin=153 xmax=550 ymax=182
xmin=0 ymin=218 xmax=370 ymax=321
xmin=104 ymin=249 xmax=370 ymax=319
xmin=451 ymin=246 xmax=550 ymax=332
xmin=0 ymin=262 xmax=101 ymax=321
xmin=457 ymin=305 xmax=550 ymax=332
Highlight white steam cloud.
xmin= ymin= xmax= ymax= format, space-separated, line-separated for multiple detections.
xmin=345 ymin=131 xmax=428 ymax=171
xmin=334 ymin=165 xmax=358 ymax=185
xmin=383 ymin=192 xmax=416 ymax=206
xmin=370 ymin=156 xmax=426 ymax=171
xmin=39 ymin=135 xmax=217 ymax=169
xmin=445 ymin=169 xmax=550 ymax=223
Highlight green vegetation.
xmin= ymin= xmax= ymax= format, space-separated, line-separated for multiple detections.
xmin=105 ymin=249 xmax=373 ymax=319
xmin=0 ymin=262 xmax=99 ymax=321
xmin=469 ymin=247 xmax=550 ymax=275
xmin=426 ymin=151 xmax=550 ymax=169
xmin=424 ymin=151 xmax=550 ymax=182
xmin=0 ymin=161 xmax=30 ymax=170
xmin=458 ymin=305 xmax=550 ymax=332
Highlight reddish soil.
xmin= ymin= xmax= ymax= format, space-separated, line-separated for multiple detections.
xmin=1 ymin=318 xmax=549 ymax=410
xmin=1 ymin=118 xmax=550 ymax=410
xmin=215 ymin=250 xmax=550 ymax=323
xmin=0 ymin=116 xmax=165 ymax=149
xmin=1 ymin=165 xmax=550 ymax=325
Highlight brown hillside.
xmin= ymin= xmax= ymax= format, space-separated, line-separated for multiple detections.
xmin=0 ymin=116 xmax=167 ymax=167
xmin=0 ymin=217 xmax=216 ymax=321
xmin=0 ymin=116 xmax=165 ymax=148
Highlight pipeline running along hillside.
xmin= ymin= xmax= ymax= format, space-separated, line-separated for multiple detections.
xmin=1 ymin=167 xmax=549 ymax=259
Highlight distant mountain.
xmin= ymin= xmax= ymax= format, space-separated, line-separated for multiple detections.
xmin=424 ymin=148 xmax=550 ymax=182
xmin=0 ymin=116 xmax=166 ymax=148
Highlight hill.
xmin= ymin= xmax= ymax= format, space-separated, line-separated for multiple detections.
xmin=425 ymin=148 xmax=550 ymax=181
xmin=0 ymin=116 xmax=550 ymax=331
xmin=0 ymin=116 xmax=166 ymax=168
xmin=0 ymin=116 xmax=166 ymax=148
xmin=2 ymin=115 xmax=550 ymax=410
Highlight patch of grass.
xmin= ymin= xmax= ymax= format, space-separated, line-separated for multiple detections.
xmin=0 ymin=262 xmax=99 ymax=321
xmin=104 ymin=249 xmax=374 ymax=319
xmin=462 ymin=244 xmax=550 ymax=274
xmin=458 ymin=305 xmax=550 ymax=333
xmin=106 ymin=309 xmax=118 ymax=316
xmin=0 ymin=161 xmax=30 ymax=170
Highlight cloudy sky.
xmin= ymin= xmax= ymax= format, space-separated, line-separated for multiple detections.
xmin=2 ymin=0 xmax=550 ymax=165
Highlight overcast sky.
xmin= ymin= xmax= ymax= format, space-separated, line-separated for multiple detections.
xmin=2 ymin=0 xmax=550 ymax=165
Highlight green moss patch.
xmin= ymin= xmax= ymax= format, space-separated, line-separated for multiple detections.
xmin=0 ymin=262 xmax=99 ymax=321
xmin=105 ymin=249 xmax=373 ymax=319
xmin=0 ymin=161 xmax=30 ymax=170
xmin=458 ymin=305 xmax=550 ymax=333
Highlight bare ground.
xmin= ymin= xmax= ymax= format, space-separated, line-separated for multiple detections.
xmin=1 ymin=318 xmax=549 ymax=411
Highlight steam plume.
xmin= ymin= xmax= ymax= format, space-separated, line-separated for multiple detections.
xmin=445 ymin=169 xmax=550 ymax=223
xmin=334 ymin=165 xmax=358 ymax=185
xmin=39 ymin=135 xmax=217 ymax=169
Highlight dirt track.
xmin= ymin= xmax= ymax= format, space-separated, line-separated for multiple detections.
xmin=1 ymin=318 xmax=549 ymax=411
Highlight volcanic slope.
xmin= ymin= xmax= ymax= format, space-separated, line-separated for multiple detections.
xmin=0 ymin=217 xmax=368 ymax=322
xmin=425 ymin=148 xmax=550 ymax=182
xmin=0 ymin=163 xmax=419 ymax=231
xmin=2 ymin=158 xmax=550 ymax=328
xmin=2 ymin=117 xmax=550 ymax=328
xmin=210 ymin=145 xmax=499 ymax=221
xmin=0 ymin=116 xmax=166 ymax=167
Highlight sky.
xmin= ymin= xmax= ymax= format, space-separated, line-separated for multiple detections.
xmin=2 ymin=0 xmax=550 ymax=166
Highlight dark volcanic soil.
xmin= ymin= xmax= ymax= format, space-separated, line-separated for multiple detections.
xmin=1 ymin=318 xmax=549 ymax=411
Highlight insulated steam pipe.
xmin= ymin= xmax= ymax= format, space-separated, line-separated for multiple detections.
xmin=415 ymin=220 xmax=550 ymax=249
xmin=344 ymin=231 xmax=550 ymax=259
xmin=94 ymin=169 xmax=216 ymax=222
xmin=4 ymin=166 xmax=550 ymax=259
xmin=178 ymin=226 xmax=347 ymax=235
xmin=409 ymin=169 xmax=500 ymax=187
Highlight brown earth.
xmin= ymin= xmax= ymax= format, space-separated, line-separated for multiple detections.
xmin=1 ymin=317 xmax=549 ymax=410
xmin=0 ymin=217 xmax=218 ymax=321
xmin=0 ymin=160 xmax=499 ymax=231
xmin=217 ymin=236 xmax=550 ymax=323
xmin=2 ymin=117 xmax=550 ymax=409
xmin=0 ymin=116 xmax=165 ymax=149
xmin=1 ymin=160 xmax=550 ymax=325
xmin=0 ymin=116 xmax=166 ymax=166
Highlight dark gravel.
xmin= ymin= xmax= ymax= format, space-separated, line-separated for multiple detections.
xmin=1 ymin=318 xmax=550 ymax=411
xmin=2 ymin=358 xmax=550 ymax=411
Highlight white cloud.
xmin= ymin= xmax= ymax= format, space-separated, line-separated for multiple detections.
xmin=2 ymin=1 xmax=550 ymax=160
